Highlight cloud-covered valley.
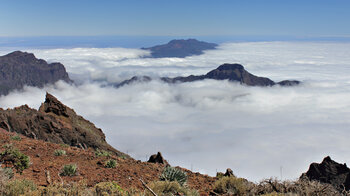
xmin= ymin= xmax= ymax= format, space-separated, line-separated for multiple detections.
xmin=0 ymin=42 xmax=350 ymax=182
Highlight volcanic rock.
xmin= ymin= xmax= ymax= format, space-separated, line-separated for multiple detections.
xmin=142 ymin=39 xmax=217 ymax=58
xmin=224 ymin=168 xmax=235 ymax=177
xmin=300 ymin=156 xmax=350 ymax=191
xmin=0 ymin=92 xmax=128 ymax=158
xmin=148 ymin=152 xmax=169 ymax=165
xmin=116 ymin=63 xmax=300 ymax=87
xmin=114 ymin=76 xmax=152 ymax=88
xmin=0 ymin=51 xmax=72 ymax=95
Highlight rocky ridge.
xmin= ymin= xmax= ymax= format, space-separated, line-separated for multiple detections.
xmin=115 ymin=63 xmax=300 ymax=87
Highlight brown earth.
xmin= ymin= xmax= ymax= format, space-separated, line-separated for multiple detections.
xmin=0 ymin=129 xmax=216 ymax=194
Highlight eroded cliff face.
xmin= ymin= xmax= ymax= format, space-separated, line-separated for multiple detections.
xmin=0 ymin=51 xmax=72 ymax=95
xmin=0 ymin=92 xmax=128 ymax=158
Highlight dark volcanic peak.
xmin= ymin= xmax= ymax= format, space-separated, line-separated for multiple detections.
xmin=205 ymin=63 xmax=275 ymax=86
xmin=0 ymin=51 xmax=72 ymax=95
xmin=116 ymin=63 xmax=300 ymax=87
xmin=301 ymin=156 xmax=350 ymax=191
xmin=142 ymin=38 xmax=218 ymax=58
xmin=0 ymin=92 xmax=127 ymax=157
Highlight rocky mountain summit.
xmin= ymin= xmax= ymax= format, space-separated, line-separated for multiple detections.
xmin=0 ymin=92 xmax=127 ymax=157
xmin=142 ymin=39 xmax=218 ymax=58
xmin=115 ymin=63 xmax=300 ymax=87
xmin=0 ymin=51 xmax=71 ymax=95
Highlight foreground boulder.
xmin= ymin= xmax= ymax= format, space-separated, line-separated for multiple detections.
xmin=300 ymin=156 xmax=350 ymax=191
xmin=148 ymin=152 xmax=169 ymax=165
xmin=0 ymin=92 xmax=128 ymax=158
xmin=0 ymin=51 xmax=72 ymax=95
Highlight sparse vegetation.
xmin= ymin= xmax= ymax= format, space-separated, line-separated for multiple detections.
xmin=54 ymin=149 xmax=66 ymax=156
xmin=59 ymin=143 xmax=70 ymax=148
xmin=61 ymin=164 xmax=78 ymax=176
xmin=211 ymin=176 xmax=345 ymax=195
xmin=105 ymin=159 xmax=117 ymax=168
xmin=95 ymin=149 xmax=111 ymax=157
xmin=10 ymin=135 xmax=21 ymax=141
xmin=146 ymin=181 xmax=199 ymax=196
xmin=160 ymin=166 xmax=188 ymax=186
xmin=40 ymin=181 xmax=93 ymax=196
xmin=4 ymin=179 xmax=37 ymax=196
xmin=95 ymin=181 xmax=124 ymax=195
xmin=0 ymin=144 xmax=30 ymax=173
xmin=0 ymin=167 xmax=12 ymax=194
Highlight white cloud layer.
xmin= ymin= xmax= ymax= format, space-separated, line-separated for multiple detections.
xmin=1 ymin=42 xmax=350 ymax=182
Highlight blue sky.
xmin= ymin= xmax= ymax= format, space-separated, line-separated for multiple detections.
xmin=1 ymin=0 xmax=350 ymax=37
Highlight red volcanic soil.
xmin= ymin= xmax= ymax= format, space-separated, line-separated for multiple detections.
xmin=0 ymin=129 xmax=215 ymax=194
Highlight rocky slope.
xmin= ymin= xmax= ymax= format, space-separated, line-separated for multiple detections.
xmin=0 ymin=51 xmax=71 ymax=95
xmin=0 ymin=92 xmax=127 ymax=158
xmin=142 ymin=39 xmax=218 ymax=58
xmin=115 ymin=63 xmax=300 ymax=87
xmin=0 ymin=129 xmax=215 ymax=193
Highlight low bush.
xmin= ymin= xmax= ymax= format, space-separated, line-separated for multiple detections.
xmin=4 ymin=179 xmax=37 ymax=195
xmin=61 ymin=164 xmax=78 ymax=176
xmin=40 ymin=181 xmax=93 ymax=196
xmin=0 ymin=144 xmax=30 ymax=174
xmin=95 ymin=181 xmax=124 ymax=196
xmin=95 ymin=149 xmax=111 ymax=157
xmin=105 ymin=159 xmax=117 ymax=168
xmin=0 ymin=167 xmax=11 ymax=194
xmin=160 ymin=166 xmax=187 ymax=186
xmin=10 ymin=135 xmax=21 ymax=141
xmin=147 ymin=181 xmax=199 ymax=196
xmin=54 ymin=149 xmax=66 ymax=156
xmin=213 ymin=176 xmax=249 ymax=195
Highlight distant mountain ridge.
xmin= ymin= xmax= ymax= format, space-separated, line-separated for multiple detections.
xmin=142 ymin=38 xmax=218 ymax=58
xmin=114 ymin=63 xmax=300 ymax=87
xmin=0 ymin=51 xmax=72 ymax=95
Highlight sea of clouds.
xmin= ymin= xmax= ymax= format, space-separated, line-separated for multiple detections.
xmin=0 ymin=41 xmax=350 ymax=182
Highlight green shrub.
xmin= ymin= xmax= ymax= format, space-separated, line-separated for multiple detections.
xmin=95 ymin=181 xmax=124 ymax=196
xmin=59 ymin=143 xmax=69 ymax=148
xmin=147 ymin=181 xmax=199 ymax=196
xmin=95 ymin=149 xmax=111 ymax=157
xmin=213 ymin=176 xmax=248 ymax=195
xmin=5 ymin=179 xmax=37 ymax=195
xmin=105 ymin=159 xmax=117 ymax=168
xmin=10 ymin=135 xmax=21 ymax=141
xmin=0 ymin=145 xmax=30 ymax=174
xmin=54 ymin=149 xmax=66 ymax=156
xmin=61 ymin=164 xmax=78 ymax=176
xmin=160 ymin=166 xmax=187 ymax=186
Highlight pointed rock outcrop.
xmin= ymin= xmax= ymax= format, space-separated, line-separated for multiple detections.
xmin=148 ymin=152 xmax=169 ymax=165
